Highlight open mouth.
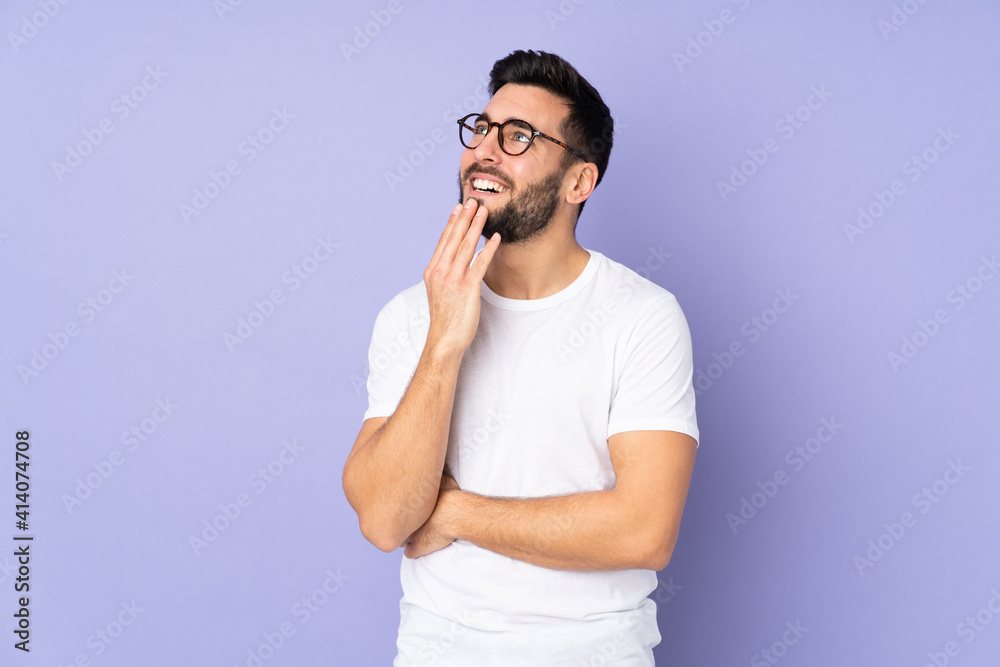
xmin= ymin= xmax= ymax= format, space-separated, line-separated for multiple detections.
xmin=470 ymin=177 xmax=508 ymax=195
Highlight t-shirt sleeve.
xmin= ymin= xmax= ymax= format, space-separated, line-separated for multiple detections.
xmin=607 ymin=294 xmax=700 ymax=446
xmin=362 ymin=297 xmax=421 ymax=422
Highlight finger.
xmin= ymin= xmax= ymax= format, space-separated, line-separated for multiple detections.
xmin=470 ymin=231 xmax=501 ymax=280
xmin=450 ymin=203 xmax=487 ymax=271
xmin=439 ymin=198 xmax=478 ymax=269
xmin=459 ymin=204 xmax=490 ymax=265
xmin=439 ymin=199 xmax=479 ymax=269
xmin=428 ymin=203 xmax=464 ymax=272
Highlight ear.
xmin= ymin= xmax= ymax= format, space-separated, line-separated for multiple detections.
xmin=563 ymin=162 xmax=599 ymax=206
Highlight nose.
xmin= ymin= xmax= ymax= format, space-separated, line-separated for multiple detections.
xmin=473 ymin=124 xmax=504 ymax=163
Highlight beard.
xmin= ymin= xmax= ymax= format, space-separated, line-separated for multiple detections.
xmin=457 ymin=166 xmax=567 ymax=245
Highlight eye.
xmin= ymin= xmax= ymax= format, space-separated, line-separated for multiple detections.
xmin=502 ymin=121 xmax=534 ymax=146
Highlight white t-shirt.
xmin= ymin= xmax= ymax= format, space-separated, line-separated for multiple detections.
xmin=363 ymin=248 xmax=699 ymax=666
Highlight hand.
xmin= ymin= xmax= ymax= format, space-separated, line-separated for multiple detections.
xmin=440 ymin=472 xmax=459 ymax=492
xmin=423 ymin=200 xmax=501 ymax=357
xmin=403 ymin=473 xmax=461 ymax=559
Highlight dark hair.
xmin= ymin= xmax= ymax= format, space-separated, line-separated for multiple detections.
xmin=488 ymin=50 xmax=613 ymax=216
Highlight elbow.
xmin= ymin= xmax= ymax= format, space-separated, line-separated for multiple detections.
xmin=644 ymin=545 xmax=674 ymax=572
xmin=343 ymin=467 xmax=399 ymax=552
xmin=359 ymin=515 xmax=405 ymax=553
xmin=358 ymin=508 xmax=409 ymax=553
xmin=637 ymin=530 xmax=678 ymax=571
xmin=359 ymin=503 xmax=433 ymax=553
xmin=343 ymin=465 xmax=435 ymax=553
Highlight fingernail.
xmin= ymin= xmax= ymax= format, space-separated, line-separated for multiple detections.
xmin=465 ymin=199 xmax=476 ymax=209
xmin=452 ymin=203 xmax=463 ymax=214
xmin=476 ymin=207 xmax=487 ymax=216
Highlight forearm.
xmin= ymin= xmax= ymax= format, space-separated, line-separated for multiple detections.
xmin=344 ymin=342 xmax=462 ymax=551
xmin=441 ymin=488 xmax=670 ymax=572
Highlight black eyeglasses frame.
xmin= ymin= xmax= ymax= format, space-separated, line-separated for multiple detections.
xmin=457 ymin=113 xmax=590 ymax=162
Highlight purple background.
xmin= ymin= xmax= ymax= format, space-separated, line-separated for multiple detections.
xmin=3 ymin=1 xmax=999 ymax=665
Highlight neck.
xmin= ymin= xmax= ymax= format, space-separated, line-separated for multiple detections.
xmin=482 ymin=222 xmax=590 ymax=300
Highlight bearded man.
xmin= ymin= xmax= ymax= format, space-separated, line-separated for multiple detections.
xmin=343 ymin=49 xmax=699 ymax=666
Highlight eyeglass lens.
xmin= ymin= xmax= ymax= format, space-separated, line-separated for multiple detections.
xmin=461 ymin=116 xmax=535 ymax=155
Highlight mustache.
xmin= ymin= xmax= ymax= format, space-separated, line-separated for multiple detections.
xmin=461 ymin=165 xmax=511 ymax=190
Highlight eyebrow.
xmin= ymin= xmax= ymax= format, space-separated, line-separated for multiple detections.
xmin=477 ymin=112 xmax=534 ymax=127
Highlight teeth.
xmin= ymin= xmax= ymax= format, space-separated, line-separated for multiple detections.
xmin=473 ymin=178 xmax=505 ymax=193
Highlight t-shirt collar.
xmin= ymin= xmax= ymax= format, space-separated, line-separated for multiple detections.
xmin=480 ymin=249 xmax=601 ymax=311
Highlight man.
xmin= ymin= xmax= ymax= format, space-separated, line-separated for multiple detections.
xmin=342 ymin=50 xmax=699 ymax=665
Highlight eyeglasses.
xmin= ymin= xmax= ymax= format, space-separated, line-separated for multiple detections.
xmin=457 ymin=113 xmax=589 ymax=162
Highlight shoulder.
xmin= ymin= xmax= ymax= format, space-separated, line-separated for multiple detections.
xmin=381 ymin=280 xmax=428 ymax=315
xmin=372 ymin=280 xmax=430 ymax=335
xmin=590 ymin=250 xmax=687 ymax=325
